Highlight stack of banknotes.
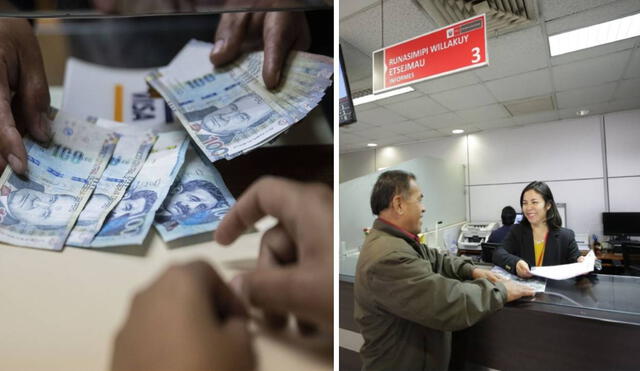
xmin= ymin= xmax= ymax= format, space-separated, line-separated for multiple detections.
xmin=0 ymin=40 xmax=332 ymax=251
xmin=0 ymin=109 xmax=235 ymax=251
xmin=147 ymin=39 xmax=334 ymax=162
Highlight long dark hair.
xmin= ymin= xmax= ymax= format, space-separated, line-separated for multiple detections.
xmin=519 ymin=181 xmax=562 ymax=229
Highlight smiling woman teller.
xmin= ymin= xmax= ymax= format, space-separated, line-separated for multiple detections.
xmin=493 ymin=181 xmax=584 ymax=278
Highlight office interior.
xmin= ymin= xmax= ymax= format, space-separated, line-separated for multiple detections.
xmin=339 ymin=1 xmax=640 ymax=370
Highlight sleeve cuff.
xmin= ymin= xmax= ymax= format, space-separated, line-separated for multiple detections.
xmin=461 ymin=263 xmax=475 ymax=280
xmin=494 ymin=281 xmax=508 ymax=303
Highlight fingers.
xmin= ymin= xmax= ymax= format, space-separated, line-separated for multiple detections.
xmin=262 ymin=11 xmax=310 ymax=89
xmin=210 ymin=12 xmax=251 ymax=67
xmin=215 ymin=176 xmax=301 ymax=246
xmin=14 ymin=27 xmax=51 ymax=144
xmin=219 ymin=317 xmax=255 ymax=371
xmin=258 ymin=223 xmax=296 ymax=265
xmin=256 ymin=224 xmax=296 ymax=328
xmin=0 ymin=64 xmax=28 ymax=175
xmin=181 ymin=260 xmax=248 ymax=321
xmin=240 ymin=266 xmax=300 ymax=319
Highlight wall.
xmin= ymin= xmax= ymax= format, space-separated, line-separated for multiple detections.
xmin=340 ymin=109 xmax=640 ymax=237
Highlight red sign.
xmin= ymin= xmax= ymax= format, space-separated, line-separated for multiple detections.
xmin=372 ymin=14 xmax=488 ymax=93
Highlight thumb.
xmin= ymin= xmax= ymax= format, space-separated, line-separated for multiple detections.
xmin=240 ymin=267 xmax=311 ymax=320
xmin=220 ymin=317 xmax=255 ymax=371
xmin=210 ymin=12 xmax=250 ymax=67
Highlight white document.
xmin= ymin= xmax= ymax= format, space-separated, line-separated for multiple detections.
xmin=62 ymin=58 xmax=172 ymax=127
xmin=530 ymin=250 xmax=595 ymax=280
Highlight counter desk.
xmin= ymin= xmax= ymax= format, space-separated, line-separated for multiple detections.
xmin=339 ymin=271 xmax=640 ymax=370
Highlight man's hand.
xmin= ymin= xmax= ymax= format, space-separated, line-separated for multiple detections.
xmin=577 ymin=256 xmax=585 ymax=263
xmin=210 ymin=10 xmax=311 ymax=89
xmin=215 ymin=176 xmax=333 ymax=329
xmin=111 ymin=261 xmax=254 ymax=371
xmin=0 ymin=19 xmax=51 ymax=174
xmin=501 ymin=280 xmax=535 ymax=302
xmin=516 ymin=259 xmax=533 ymax=278
xmin=471 ymin=268 xmax=504 ymax=283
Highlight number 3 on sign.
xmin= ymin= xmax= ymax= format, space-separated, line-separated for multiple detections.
xmin=471 ymin=47 xmax=481 ymax=63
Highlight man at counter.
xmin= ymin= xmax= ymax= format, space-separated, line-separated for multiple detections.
xmin=354 ymin=170 xmax=534 ymax=371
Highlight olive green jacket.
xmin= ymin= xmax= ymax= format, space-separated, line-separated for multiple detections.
xmin=354 ymin=219 xmax=508 ymax=371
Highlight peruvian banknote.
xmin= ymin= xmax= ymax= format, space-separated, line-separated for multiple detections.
xmin=154 ymin=145 xmax=235 ymax=241
xmin=0 ymin=109 xmax=117 ymax=251
xmin=90 ymin=130 xmax=189 ymax=247
xmin=146 ymin=39 xmax=333 ymax=162
xmin=66 ymin=127 xmax=157 ymax=247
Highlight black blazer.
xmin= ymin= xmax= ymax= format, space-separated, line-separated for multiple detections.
xmin=492 ymin=223 xmax=580 ymax=274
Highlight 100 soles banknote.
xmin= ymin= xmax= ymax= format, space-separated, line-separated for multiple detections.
xmin=90 ymin=130 xmax=189 ymax=247
xmin=147 ymin=39 xmax=333 ymax=162
xmin=0 ymin=110 xmax=116 ymax=251
xmin=154 ymin=145 xmax=235 ymax=242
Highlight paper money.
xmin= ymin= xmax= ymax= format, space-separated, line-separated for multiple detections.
xmin=0 ymin=110 xmax=117 ymax=251
xmin=66 ymin=128 xmax=157 ymax=247
xmin=90 ymin=130 xmax=189 ymax=247
xmin=147 ymin=39 xmax=333 ymax=162
xmin=154 ymin=145 xmax=235 ymax=241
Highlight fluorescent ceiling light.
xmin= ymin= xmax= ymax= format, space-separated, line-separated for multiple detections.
xmin=549 ymin=12 xmax=640 ymax=57
xmin=353 ymin=87 xmax=415 ymax=106
xmin=452 ymin=129 xmax=465 ymax=134
xmin=577 ymin=109 xmax=590 ymax=116
xmin=367 ymin=143 xmax=378 ymax=147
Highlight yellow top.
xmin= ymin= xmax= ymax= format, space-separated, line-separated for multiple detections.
xmin=534 ymin=240 xmax=546 ymax=266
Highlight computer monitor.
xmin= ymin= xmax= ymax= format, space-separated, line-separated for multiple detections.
xmin=514 ymin=213 xmax=523 ymax=224
xmin=603 ymin=212 xmax=640 ymax=239
xmin=338 ymin=45 xmax=357 ymax=126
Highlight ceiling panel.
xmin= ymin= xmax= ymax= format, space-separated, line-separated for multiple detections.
xmin=340 ymin=120 xmax=380 ymax=133
xmin=340 ymin=41 xmax=373 ymax=83
xmin=485 ymin=68 xmax=553 ymax=102
xmin=613 ymin=78 xmax=640 ymax=99
xmin=411 ymin=129 xmax=442 ymax=140
xmin=354 ymin=101 xmax=379 ymax=112
xmin=385 ymin=96 xmax=448 ymax=119
xmin=457 ymin=104 xmax=511 ymax=122
xmin=539 ymin=0 xmax=619 ymax=21
xmin=512 ymin=110 xmax=560 ymax=125
xmin=355 ymin=106 xmax=409 ymax=125
xmin=339 ymin=0 xmax=379 ymax=20
xmin=545 ymin=0 xmax=640 ymax=35
xmin=476 ymin=118 xmax=518 ymax=130
xmin=474 ymin=25 xmax=549 ymax=81
xmin=413 ymin=70 xmax=481 ymax=94
xmin=417 ymin=112 xmax=468 ymax=129
xmin=340 ymin=5 xmax=382 ymax=56
xmin=386 ymin=120 xmax=431 ymax=135
xmin=380 ymin=0 xmax=437 ymax=46
xmin=429 ymin=84 xmax=497 ymax=110
xmin=552 ymin=49 xmax=631 ymax=91
xmin=556 ymin=82 xmax=617 ymax=109
xmin=377 ymin=89 xmax=425 ymax=105
xmin=624 ymin=48 xmax=640 ymax=79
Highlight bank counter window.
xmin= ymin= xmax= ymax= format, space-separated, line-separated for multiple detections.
xmin=340 ymin=264 xmax=640 ymax=370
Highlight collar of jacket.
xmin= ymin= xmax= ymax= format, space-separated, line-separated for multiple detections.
xmin=520 ymin=224 xmax=562 ymax=265
xmin=374 ymin=218 xmax=421 ymax=246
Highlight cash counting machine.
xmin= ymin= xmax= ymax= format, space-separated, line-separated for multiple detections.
xmin=457 ymin=222 xmax=498 ymax=250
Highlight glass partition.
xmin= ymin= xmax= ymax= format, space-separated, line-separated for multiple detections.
xmin=0 ymin=0 xmax=331 ymax=18
xmin=339 ymin=155 xmax=466 ymax=276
